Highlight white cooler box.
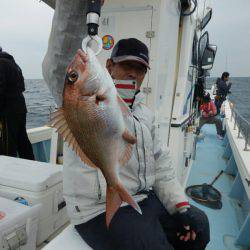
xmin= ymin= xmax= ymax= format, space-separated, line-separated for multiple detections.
xmin=0 ymin=156 xmax=69 ymax=245
xmin=0 ymin=197 xmax=40 ymax=250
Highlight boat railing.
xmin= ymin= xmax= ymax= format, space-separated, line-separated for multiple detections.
xmin=229 ymin=103 xmax=250 ymax=151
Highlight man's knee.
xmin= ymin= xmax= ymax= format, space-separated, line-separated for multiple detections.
xmin=110 ymin=209 xmax=171 ymax=250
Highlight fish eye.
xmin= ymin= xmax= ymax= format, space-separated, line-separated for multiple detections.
xmin=66 ymin=70 xmax=78 ymax=84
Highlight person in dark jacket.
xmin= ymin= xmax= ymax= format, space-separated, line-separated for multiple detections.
xmin=0 ymin=47 xmax=34 ymax=160
xmin=214 ymin=72 xmax=232 ymax=114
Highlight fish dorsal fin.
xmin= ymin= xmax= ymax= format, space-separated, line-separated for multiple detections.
xmin=48 ymin=108 xmax=97 ymax=168
xmin=117 ymin=95 xmax=132 ymax=118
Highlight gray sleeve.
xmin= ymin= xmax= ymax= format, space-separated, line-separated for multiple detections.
xmin=151 ymin=119 xmax=189 ymax=214
xmin=42 ymin=0 xmax=88 ymax=106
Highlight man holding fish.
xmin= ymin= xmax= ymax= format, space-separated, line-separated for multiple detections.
xmin=43 ymin=1 xmax=210 ymax=249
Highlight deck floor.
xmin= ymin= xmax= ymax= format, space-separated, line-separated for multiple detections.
xmin=187 ymin=125 xmax=245 ymax=250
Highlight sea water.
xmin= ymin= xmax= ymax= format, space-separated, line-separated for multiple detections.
xmin=24 ymin=78 xmax=250 ymax=129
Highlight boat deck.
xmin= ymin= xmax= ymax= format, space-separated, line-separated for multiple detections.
xmin=43 ymin=124 xmax=248 ymax=250
xmin=187 ymin=124 xmax=246 ymax=250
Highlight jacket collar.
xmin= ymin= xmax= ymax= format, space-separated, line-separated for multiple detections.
xmin=131 ymin=91 xmax=145 ymax=110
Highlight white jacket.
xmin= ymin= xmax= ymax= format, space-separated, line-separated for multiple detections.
xmin=62 ymin=92 xmax=189 ymax=225
xmin=42 ymin=0 xmax=189 ymax=226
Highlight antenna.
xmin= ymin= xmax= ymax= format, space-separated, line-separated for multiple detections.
xmin=225 ymin=54 xmax=228 ymax=71
xmin=202 ymin=0 xmax=207 ymax=18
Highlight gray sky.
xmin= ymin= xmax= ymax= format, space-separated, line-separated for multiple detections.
xmin=0 ymin=0 xmax=250 ymax=78
xmin=0 ymin=0 xmax=53 ymax=79
xmin=208 ymin=0 xmax=250 ymax=77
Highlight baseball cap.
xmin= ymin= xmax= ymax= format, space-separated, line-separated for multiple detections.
xmin=111 ymin=38 xmax=150 ymax=69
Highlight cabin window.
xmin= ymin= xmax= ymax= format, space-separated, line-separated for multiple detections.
xmin=192 ymin=32 xmax=198 ymax=66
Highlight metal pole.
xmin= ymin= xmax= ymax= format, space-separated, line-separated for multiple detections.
xmin=232 ymin=107 xmax=250 ymax=151
xmin=234 ymin=113 xmax=237 ymax=130
xmin=202 ymin=0 xmax=207 ymax=18
xmin=244 ymin=127 xmax=249 ymax=151
xmin=238 ymin=120 xmax=241 ymax=138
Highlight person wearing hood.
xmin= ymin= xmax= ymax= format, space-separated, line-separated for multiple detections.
xmin=0 ymin=47 xmax=34 ymax=160
xmin=214 ymin=72 xmax=232 ymax=114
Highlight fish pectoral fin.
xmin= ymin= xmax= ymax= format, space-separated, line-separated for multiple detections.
xmin=48 ymin=108 xmax=97 ymax=169
xmin=106 ymin=184 xmax=142 ymax=228
xmin=96 ymin=93 xmax=107 ymax=105
xmin=96 ymin=88 xmax=109 ymax=105
xmin=117 ymin=95 xmax=132 ymax=117
xmin=96 ymin=94 xmax=106 ymax=101
xmin=122 ymin=129 xmax=137 ymax=144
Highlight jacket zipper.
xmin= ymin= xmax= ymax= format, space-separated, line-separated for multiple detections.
xmin=96 ymin=171 xmax=102 ymax=201
xmin=98 ymin=182 xmax=101 ymax=200
xmin=133 ymin=116 xmax=142 ymax=192
xmin=141 ymin=124 xmax=147 ymax=190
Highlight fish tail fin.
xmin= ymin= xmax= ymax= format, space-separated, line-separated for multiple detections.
xmin=106 ymin=183 xmax=142 ymax=228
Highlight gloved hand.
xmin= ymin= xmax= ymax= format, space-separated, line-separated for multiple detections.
xmin=175 ymin=208 xmax=198 ymax=242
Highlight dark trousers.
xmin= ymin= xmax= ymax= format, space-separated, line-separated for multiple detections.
xmin=198 ymin=116 xmax=223 ymax=136
xmin=214 ymin=96 xmax=225 ymax=114
xmin=75 ymin=192 xmax=210 ymax=250
xmin=0 ymin=113 xmax=34 ymax=160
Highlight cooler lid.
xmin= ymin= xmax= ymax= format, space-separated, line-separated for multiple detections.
xmin=0 ymin=156 xmax=63 ymax=192
xmin=0 ymin=197 xmax=27 ymax=222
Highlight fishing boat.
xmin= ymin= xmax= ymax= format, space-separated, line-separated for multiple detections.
xmin=0 ymin=0 xmax=249 ymax=249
